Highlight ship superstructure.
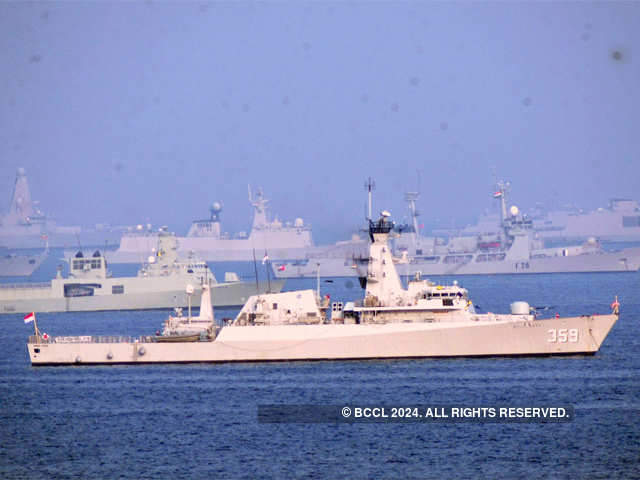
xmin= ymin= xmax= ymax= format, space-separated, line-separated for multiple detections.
xmin=436 ymin=182 xmax=640 ymax=243
xmin=110 ymin=186 xmax=314 ymax=262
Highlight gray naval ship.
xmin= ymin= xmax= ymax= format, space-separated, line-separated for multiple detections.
xmin=0 ymin=244 xmax=48 ymax=277
xmin=435 ymin=183 xmax=640 ymax=244
xmin=26 ymin=212 xmax=619 ymax=365
xmin=108 ymin=186 xmax=314 ymax=263
xmin=272 ymin=184 xmax=640 ymax=278
xmin=0 ymin=168 xmax=126 ymax=249
xmin=2 ymin=229 xmax=283 ymax=314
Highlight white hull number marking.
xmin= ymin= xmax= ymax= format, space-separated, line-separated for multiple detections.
xmin=547 ymin=328 xmax=579 ymax=343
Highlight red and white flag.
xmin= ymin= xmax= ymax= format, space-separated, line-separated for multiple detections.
xmin=277 ymin=265 xmax=286 ymax=271
xmin=493 ymin=191 xmax=503 ymax=198
xmin=24 ymin=312 xmax=35 ymax=324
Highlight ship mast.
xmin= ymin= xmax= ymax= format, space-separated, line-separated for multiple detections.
xmin=248 ymin=185 xmax=269 ymax=230
xmin=364 ymin=177 xmax=375 ymax=221
xmin=494 ymin=180 xmax=510 ymax=224
xmin=404 ymin=191 xmax=420 ymax=252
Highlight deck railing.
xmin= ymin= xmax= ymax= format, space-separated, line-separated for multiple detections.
xmin=28 ymin=335 xmax=157 ymax=344
xmin=1 ymin=282 xmax=49 ymax=290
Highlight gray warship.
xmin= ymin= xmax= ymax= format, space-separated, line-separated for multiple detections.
xmin=0 ymin=168 xmax=125 ymax=249
xmin=273 ymin=184 xmax=640 ymax=278
xmin=2 ymin=229 xmax=283 ymax=314
xmin=0 ymin=244 xmax=48 ymax=277
xmin=26 ymin=212 xmax=618 ymax=365
xmin=435 ymin=183 xmax=640 ymax=244
xmin=108 ymin=186 xmax=314 ymax=263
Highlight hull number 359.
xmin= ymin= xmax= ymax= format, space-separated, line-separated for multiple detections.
xmin=547 ymin=328 xmax=579 ymax=343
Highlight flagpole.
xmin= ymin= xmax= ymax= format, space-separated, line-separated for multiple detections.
xmin=264 ymin=250 xmax=271 ymax=293
xmin=33 ymin=314 xmax=40 ymax=338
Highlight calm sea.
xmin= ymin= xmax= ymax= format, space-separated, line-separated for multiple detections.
xmin=1 ymin=255 xmax=639 ymax=479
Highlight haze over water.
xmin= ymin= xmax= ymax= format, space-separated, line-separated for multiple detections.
xmin=1 ymin=2 xmax=638 ymax=243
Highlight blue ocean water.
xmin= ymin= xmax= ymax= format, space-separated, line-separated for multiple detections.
xmin=1 ymin=258 xmax=639 ymax=479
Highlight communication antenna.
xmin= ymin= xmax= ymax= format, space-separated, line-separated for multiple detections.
xmin=364 ymin=177 xmax=376 ymax=221
xmin=252 ymin=249 xmax=260 ymax=294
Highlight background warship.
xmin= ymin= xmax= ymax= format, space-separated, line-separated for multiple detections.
xmin=435 ymin=183 xmax=640 ymax=244
xmin=108 ymin=186 xmax=315 ymax=263
xmin=2 ymin=229 xmax=282 ymax=314
xmin=0 ymin=168 xmax=125 ymax=249
xmin=273 ymin=183 xmax=640 ymax=278
xmin=0 ymin=244 xmax=48 ymax=277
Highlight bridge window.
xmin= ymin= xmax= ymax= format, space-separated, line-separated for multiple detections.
xmin=112 ymin=285 xmax=124 ymax=294
xmin=623 ymin=216 xmax=640 ymax=227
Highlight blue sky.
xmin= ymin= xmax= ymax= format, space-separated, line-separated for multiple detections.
xmin=1 ymin=2 xmax=638 ymax=243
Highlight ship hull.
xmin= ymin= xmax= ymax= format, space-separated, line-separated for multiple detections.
xmin=27 ymin=314 xmax=617 ymax=365
xmin=0 ymin=253 xmax=46 ymax=277
xmin=0 ymin=231 xmax=122 ymax=250
xmin=111 ymin=230 xmax=315 ymax=263
xmin=1 ymin=280 xmax=284 ymax=314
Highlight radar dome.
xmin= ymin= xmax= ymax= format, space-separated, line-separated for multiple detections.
xmin=212 ymin=202 xmax=222 ymax=212
xmin=148 ymin=256 xmax=156 ymax=264
xmin=509 ymin=205 xmax=519 ymax=217
xmin=294 ymin=218 xmax=304 ymax=227
xmin=186 ymin=284 xmax=195 ymax=295
xmin=381 ymin=210 xmax=391 ymax=218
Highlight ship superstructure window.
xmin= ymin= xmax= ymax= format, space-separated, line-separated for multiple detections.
xmin=622 ymin=216 xmax=640 ymax=227
xmin=72 ymin=259 xmax=102 ymax=270
xmin=443 ymin=255 xmax=472 ymax=264
xmin=442 ymin=299 xmax=454 ymax=306
xmin=112 ymin=285 xmax=124 ymax=294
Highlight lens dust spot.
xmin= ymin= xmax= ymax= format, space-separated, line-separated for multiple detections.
xmin=522 ymin=97 xmax=532 ymax=106
xmin=611 ymin=50 xmax=623 ymax=61
xmin=29 ymin=54 xmax=42 ymax=63
xmin=390 ymin=102 xmax=399 ymax=112
xmin=439 ymin=121 xmax=448 ymax=131
xmin=410 ymin=77 xmax=420 ymax=87
xmin=345 ymin=280 xmax=354 ymax=289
